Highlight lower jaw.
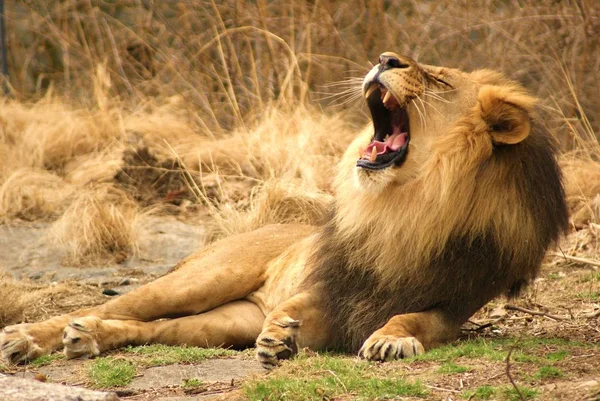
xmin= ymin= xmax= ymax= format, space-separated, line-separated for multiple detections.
xmin=356 ymin=145 xmax=409 ymax=171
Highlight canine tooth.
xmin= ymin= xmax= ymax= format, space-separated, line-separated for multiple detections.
xmin=383 ymin=91 xmax=392 ymax=104
xmin=365 ymin=85 xmax=377 ymax=99
xmin=370 ymin=147 xmax=377 ymax=162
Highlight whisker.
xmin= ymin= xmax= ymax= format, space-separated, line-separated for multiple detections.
xmin=316 ymin=87 xmax=364 ymax=105
xmin=411 ymin=97 xmax=426 ymax=129
xmin=320 ymin=78 xmax=364 ymax=88
xmin=423 ymin=91 xmax=452 ymax=104
xmin=417 ymin=96 xmax=443 ymax=116
xmin=336 ymin=97 xmax=363 ymax=106
xmin=426 ymin=87 xmax=458 ymax=94
xmin=314 ymin=86 xmax=363 ymax=97
xmin=314 ymin=88 xmax=362 ymax=97
xmin=329 ymin=94 xmax=364 ymax=106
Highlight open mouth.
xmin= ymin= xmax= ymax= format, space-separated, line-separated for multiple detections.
xmin=357 ymin=83 xmax=410 ymax=170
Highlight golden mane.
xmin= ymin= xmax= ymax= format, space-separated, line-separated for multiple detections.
xmin=305 ymin=69 xmax=568 ymax=351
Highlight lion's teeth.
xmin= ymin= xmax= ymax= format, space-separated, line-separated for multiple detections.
xmin=370 ymin=147 xmax=377 ymax=162
xmin=364 ymin=85 xmax=377 ymax=99
xmin=383 ymin=91 xmax=392 ymax=104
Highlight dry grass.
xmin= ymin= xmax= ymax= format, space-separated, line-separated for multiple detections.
xmin=0 ymin=274 xmax=108 ymax=328
xmin=0 ymin=274 xmax=28 ymax=326
xmin=0 ymin=168 xmax=73 ymax=221
xmin=0 ymin=273 xmax=108 ymax=326
xmin=0 ymin=1 xmax=598 ymax=266
xmin=561 ymin=158 xmax=600 ymax=227
xmin=6 ymin=1 xmax=599 ymax=133
xmin=47 ymin=184 xmax=142 ymax=265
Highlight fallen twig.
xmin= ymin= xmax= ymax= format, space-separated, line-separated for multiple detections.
xmin=582 ymin=309 xmax=600 ymax=319
xmin=462 ymin=318 xmax=502 ymax=333
xmin=506 ymin=343 xmax=525 ymax=401
xmin=505 ymin=304 xmax=568 ymax=321
xmin=550 ymin=252 xmax=600 ymax=269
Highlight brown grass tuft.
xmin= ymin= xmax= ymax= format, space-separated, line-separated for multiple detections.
xmin=562 ymin=158 xmax=600 ymax=227
xmin=0 ymin=275 xmax=108 ymax=327
xmin=0 ymin=274 xmax=28 ymax=327
xmin=208 ymin=180 xmax=333 ymax=241
xmin=191 ymin=106 xmax=353 ymax=240
xmin=48 ymin=185 xmax=142 ymax=265
xmin=0 ymin=168 xmax=74 ymax=222
xmin=0 ymin=98 xmax=122 ymax=172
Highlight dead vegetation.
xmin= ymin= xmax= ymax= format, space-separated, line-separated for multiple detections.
xmin=0 ymin=0 xmax=598 ymax=265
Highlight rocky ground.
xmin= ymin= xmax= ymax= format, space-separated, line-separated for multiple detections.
xmin=0 ymin=218 xmax=599 ymax=401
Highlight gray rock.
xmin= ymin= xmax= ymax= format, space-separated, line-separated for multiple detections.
xmin=129 ymin=360 xmax=263 ymax=390
xmin=0 ymin=373 xmax=120 ymax=401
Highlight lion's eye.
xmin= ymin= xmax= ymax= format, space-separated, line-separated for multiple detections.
xmin=433 ymin=76 xmax=453 ymax=88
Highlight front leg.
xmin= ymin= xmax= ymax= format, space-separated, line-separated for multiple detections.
xmin=256 ymin=291 xmax=329 ymax=369
xmin=359 ymin=310 xmax=460 ymax=361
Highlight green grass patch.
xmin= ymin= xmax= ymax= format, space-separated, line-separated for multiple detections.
xmin=535 ymin=366 xmax=563 ymax=379
xmin=407 ymin=337 xmax=590 ymax=364
xmin=247 ymin=377 xmax=425 ymax=401
xmin=122 ymin=344 xmax=238 ymax=366
xmin=511 ymin=352 xmax=543 ymax=364
xmin=408 ymin=339 xmax=505 ymax=362
xmin=577 ymin=291 xmax=599 ymax=301
xmin=244 ymin=354 xmax=426 ymax=401
xmin=546 ymin=272 xmax=562 ymax=280
xmin=462 ymin=385 xmax=496 ymax=400
xmin=504 ymin=386 xmax=538 ymax=400
xmin=30 ymin=353 xmax=65 ymax=367
xmin=462 ymin=385 xmax=538 ymax=401
xmin=88 ymin=357 xmax=136 ymax=388
xmin=436 ymin=362 xmax=470 ymax=374
xmin=545 ymin=350 xmax=569 ymax=361
xmin=580 ymin=272 xmax=600 ymax=282
xmin=182 ymin=378 xmax=203 ymax=389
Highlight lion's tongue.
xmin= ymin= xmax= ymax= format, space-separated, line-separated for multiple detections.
xmin=364 ymin=132 xmax=407 ymax=157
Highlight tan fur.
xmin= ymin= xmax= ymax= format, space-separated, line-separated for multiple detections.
xmin=0 ymin=54 xmax=567 ymax=369
xmin=335 ymin=68 xmax=541 ymax=288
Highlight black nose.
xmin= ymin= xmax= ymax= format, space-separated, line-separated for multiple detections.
xmin=379 ymin=54 xmax=408 ymax=70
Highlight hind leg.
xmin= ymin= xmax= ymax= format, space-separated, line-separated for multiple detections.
xmin=1 ymin=267 xmax=260 ymax=364
xmin=62 ymin=300 xmax=264 ymax=358
xmin=1 ymin=225 xmax=312 ymax=364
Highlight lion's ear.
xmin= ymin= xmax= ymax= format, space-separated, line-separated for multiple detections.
xmin=477 ymin=85 xmax=537 ymax=145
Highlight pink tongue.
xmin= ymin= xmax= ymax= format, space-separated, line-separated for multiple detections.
xmin=364 ymin=132 xmax=407 ymax=156
xmin=388 ymin=132 xmax=407 ymax=151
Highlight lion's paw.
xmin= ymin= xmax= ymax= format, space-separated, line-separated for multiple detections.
xmin=62 ymin=317 xmax=102 ymax=359
xmin=255 ymin=317 xmax=300 ymax=369
xmin=0 ymin=324 xmax=45 ymax=364
xmin=359 ymin=334 xmax=424 ymax=361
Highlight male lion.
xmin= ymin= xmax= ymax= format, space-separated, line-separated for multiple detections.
xmin=1 ymin=53 xmax=568 ymax=369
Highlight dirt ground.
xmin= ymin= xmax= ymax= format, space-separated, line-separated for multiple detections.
xmin=0 ymin=218 xmax=599 ymax=401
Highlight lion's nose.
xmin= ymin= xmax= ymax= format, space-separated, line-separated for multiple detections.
xmin=379 ymin=53 xmax=409 ymax=70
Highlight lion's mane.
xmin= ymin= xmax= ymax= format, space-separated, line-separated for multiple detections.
xmin=304 ymin=92 xmax=569 ymax=351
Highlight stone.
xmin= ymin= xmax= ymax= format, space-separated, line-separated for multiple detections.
xmin=0 ymin=373 xmax=120 ymax=401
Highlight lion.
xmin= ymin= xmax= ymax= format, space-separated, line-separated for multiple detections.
xmin=0 ymin=53 xmax=568 ymax=369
